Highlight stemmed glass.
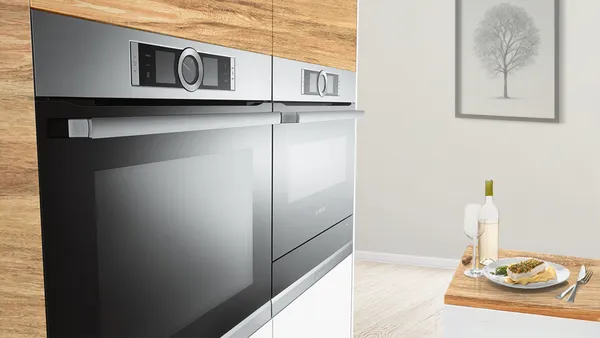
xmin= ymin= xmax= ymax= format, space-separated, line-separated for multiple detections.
xmin=464 ymin=203 xmax=486 ymax=278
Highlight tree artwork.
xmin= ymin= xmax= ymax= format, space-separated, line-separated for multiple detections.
xmin=474 ymin=3 xmax=540 ymax=99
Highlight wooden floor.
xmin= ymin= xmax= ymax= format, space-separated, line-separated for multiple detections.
xmin=353 ymin=260 xmax=455 ymax=338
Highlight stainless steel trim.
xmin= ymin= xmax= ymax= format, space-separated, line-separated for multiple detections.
xmin=272 ymin=242 xmax=353 ymax=316
xmin=178 ymin=48 xmax=203 ymax=92
xmin=67 ymin=112 xmax=281 ymax=139
xmin=67 ymin=119 xmax=91 ymax=138
xmin=220 ymin=302 xmax=271 ymax=338
xmin=31 ymin=10 xmax=271 ymax=100
xmin=317 ymin=70 xmax=328 ymax=98
xmin=130 ymin=41 xmax=139 ymax=86
xmin=273 ymin=57 xmax=355 ymax=102
xmin=281 ymin=110 xmax=365 ymax=124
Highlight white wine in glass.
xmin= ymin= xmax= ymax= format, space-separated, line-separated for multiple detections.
xmin=464 ymin=203 xmax=485 ymax=278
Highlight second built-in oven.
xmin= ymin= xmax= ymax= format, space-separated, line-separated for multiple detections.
xmin=271 ymin=57 xmax=363 ymax=315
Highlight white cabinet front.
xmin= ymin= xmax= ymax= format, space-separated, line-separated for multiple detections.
xmin=273 ymin=255 xmax=353 ymax=338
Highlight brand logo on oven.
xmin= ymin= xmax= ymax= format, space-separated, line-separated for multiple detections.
xmin=315 ymin=206 xmax=326 ymax=215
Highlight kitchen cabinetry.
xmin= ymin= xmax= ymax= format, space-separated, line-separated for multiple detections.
xmin=273 ymin=255 xmax=353 ymax=338
xmin=0 ymin=0 xmax=46 ymax=337
xmin=30 ymin=0 xmax=272 ymax=55
xmin=273 ymin=0 xmax=357 ymax=71
xmin=249 ymin=321 xmax=273 ymax=338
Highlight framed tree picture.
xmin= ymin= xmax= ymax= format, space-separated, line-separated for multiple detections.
xmin=456 ymin=0 xmax=559 ymax=122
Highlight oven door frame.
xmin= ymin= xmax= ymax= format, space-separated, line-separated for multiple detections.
xmin=272 ymin=102 xmax=363 ymax=260
xmin=36 ymin=99 xmax=277 ymax=338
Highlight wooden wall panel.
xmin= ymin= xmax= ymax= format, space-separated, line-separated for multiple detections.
xmin=274 ymin=0 xmax=357 ymax=71
xmin=0 ymin=0 xmax=46 ymax=337
xmin=30 ymin=0 xmax=273 ymax=55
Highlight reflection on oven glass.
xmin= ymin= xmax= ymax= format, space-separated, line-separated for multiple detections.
xmin=94 ymin=150 xmax=254 ymax=337
xmin=286 ymin=136 xmax=347 ymax=203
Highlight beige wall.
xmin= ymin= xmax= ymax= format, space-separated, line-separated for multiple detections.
xmin=355 ymin=0 xmax=600 ymax=259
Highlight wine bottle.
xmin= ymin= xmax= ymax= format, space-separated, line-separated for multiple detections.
xmin=479 ymin=179 xmax=499 ymax=266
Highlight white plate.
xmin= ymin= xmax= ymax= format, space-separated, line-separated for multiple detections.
xmin=483 ymin=257 xmax=570 ymax=290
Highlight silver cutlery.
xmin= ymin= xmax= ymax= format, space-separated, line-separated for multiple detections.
xmin=556 ymin=266 xmax=590 ymax=300
xmin=556 ymin=284 xmax=577 ymax=300
xmin=555 ymin=271 xmax=593 ymax=300
xmin=565 ymin=266 xmax=593 ymax=303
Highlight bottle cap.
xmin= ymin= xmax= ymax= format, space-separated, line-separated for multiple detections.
xmin=485 ymin=180 xmax=494 ymax=197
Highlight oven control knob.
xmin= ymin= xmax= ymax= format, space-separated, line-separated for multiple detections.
xmin=317 ymin=70 xmax=328 ymax=97
xmin=178 ymin=48 xmax=203 ymax=92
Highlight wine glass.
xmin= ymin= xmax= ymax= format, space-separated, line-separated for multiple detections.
xmin=464 ymin=203 xmax=486 ymax=278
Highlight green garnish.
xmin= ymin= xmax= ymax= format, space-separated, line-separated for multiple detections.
xmin=491 ymin=265 xmax=508 ymax=276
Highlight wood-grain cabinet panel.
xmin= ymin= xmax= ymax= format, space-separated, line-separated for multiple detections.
xmin=30 ymin=0 xmax=273 ymax=55
xmin=0 ymin=0 xmax=45 ymax=337
xmin=273 ymin=0 xmax=357 ymax=71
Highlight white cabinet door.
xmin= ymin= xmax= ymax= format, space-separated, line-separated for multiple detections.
xmin=249 ymin=320 xmax=273 ymax=338
xmin=273 ymin=255 xmax=353 ymax=338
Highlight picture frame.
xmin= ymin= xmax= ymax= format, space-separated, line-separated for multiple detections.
xmin=455 ymin=0 xmax=559 ymax=123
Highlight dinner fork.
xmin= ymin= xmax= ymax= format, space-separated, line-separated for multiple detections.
xmin=556 ymin=270 xmax=593 ymax=300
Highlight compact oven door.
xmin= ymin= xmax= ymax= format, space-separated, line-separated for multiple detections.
xmin=36 ymin=100 xmax=276 ymax=338
xmin=272 ymin=103 xmax=364 ymax=260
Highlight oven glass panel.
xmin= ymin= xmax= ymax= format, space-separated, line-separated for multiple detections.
xmin=95 ymin=151 xmax=254 ymax=337
xmin=273 ymin=119 xmax=355 ymax=260
xmin=287 ymin=136 xmax=347 ymax=203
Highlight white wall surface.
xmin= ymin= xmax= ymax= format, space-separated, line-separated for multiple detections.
xmin=355 ymin=0 xmax=600 ymax=259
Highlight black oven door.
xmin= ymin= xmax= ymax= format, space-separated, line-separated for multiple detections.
xmin=272 ymin=103 xmax=363 ymax=260
xmin=36 ymin=100 xmax=276 ymax=338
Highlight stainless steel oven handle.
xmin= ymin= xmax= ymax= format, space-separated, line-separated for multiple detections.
xmin=67 ymin=112 xmax=281 ymax=139
xmin=281 ymin=110 xmax=364 ymax=124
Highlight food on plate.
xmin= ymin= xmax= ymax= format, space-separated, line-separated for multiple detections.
xmin=504 ymin=259 xmax=556 ymax=285
xmin=491 ymin=265 xmax=508 ymax=276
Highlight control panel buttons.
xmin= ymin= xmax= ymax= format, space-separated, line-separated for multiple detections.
xmin=132 ymin=42 xmax=234 ymax=91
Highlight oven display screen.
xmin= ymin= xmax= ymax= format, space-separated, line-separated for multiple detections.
xmin=326 ymin=74 xmax=336 ymax=95
xmin=202 ymin=57 xmax=218 ymax=87
xmin=309 ymin=72 xmax=318 ymax=93
xmin=155 ymin=50 xmax=176 ymax=84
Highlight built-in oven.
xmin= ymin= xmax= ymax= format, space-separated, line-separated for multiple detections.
xmin=32 ymin=10 xmax=275 ymax=338
xmin=271 ymin=57 xmax=362 ymax=314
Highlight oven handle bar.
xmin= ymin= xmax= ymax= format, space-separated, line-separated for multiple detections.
xmin=281 ymin=110 xmax=365 ymax=123
xmin=67 ymin=112 xmax=281 ymax=139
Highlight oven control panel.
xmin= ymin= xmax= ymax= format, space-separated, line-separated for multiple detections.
xmin=301 ymin=69 xmax=340 ymax=97
xmin=130 ymin=42 xmax=235 ymax=92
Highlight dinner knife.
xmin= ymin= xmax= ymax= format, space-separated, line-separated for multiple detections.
xmin=567 ymin=265 xmax=586 ymax=303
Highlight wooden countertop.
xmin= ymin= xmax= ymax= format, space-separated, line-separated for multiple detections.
xmin=444 ymin=247 xmax=600 ymax=322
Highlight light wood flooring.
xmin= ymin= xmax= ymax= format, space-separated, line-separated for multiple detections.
xmin=353 ymin=260 xmax=455 ymax=338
